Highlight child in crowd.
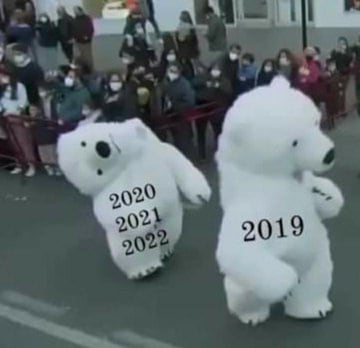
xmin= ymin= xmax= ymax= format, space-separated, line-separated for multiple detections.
xmin=276 ymin=48 xmax=298 ymax=83
xmin=237 ymin=53 xmax=257 ymax=95
xmin=256 ymin=59 xmax=277 ymax=86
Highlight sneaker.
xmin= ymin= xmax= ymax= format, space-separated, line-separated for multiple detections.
xmin=25 ymin=165 xmax=36 ymax=177
xmin=44 ymin=165 xmax=54 ymax=176
xmin=10 ymin=167 xmax=22 ymax=175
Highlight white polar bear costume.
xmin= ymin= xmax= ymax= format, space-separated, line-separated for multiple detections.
xmin=216 ymin=77 xmax=344 ymax=325
xmin=58 ymin=119 xmax=211 ymax=280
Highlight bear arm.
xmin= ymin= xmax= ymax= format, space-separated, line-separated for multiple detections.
xmin=302 ymin=172 xmax=344 ymax=220
xmin=159 ymin=143 xmax=211 ymax=205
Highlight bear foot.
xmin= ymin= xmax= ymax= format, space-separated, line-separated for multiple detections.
xmin=161 ymin=250 xmax=174 ymax=262
xmin=285 ymin=298 xmax=333 ymax=319
xmin=235 ymin=307 xmax=270 ymax=326
xmin=128 ymin=264 xmax=163 ymax=280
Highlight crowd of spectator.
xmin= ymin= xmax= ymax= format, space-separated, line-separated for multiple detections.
xmin=0 ymin=1 xmax=359 ymax=178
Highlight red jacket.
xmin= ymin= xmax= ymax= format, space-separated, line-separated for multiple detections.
xmin=72 ymin=15 xmax=94 ymax=43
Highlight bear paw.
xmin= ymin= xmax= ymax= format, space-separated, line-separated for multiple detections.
xmin=128 ymin=264 xmax=163 ymax=280
xmin=236 ymin=307 xmax=270 ymax=326
xmin=161 ymin=250 xmax=174 ymax=262
xmin=285 ymin=298 xmax=333 ymax=319
xmin=181 ymin=173 xmax=211 ymax=208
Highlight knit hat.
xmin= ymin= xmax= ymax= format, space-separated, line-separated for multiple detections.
xmin=12 ymin=43 xmax=28 ymax=54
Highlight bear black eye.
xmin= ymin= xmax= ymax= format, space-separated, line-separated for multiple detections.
xmin=97 ymin=169 xmax=103 ymax=176
xmin=292 ymin=140 xmax=298 ymax=147
xmin=81 ymin=141 xmax=87 ymax=147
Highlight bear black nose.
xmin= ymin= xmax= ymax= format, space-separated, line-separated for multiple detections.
xmin=95 ymin=141 xmax=111 ymax=159
xmin=323 ymin=148 xmax=335 ymax=165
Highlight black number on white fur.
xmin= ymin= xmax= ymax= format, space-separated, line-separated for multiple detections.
xmin=123 ymin=230 xmax=169 ymax=256
xmin=133 ymin=187 xmax=145 ymax=203
xmin=110 ymin=193 xmax=121 ymax=209
xmin=139 ymin=210 xmax=151 ymax=226
xmin=157 ymin=230 xmax=169 ymax=245
xmin=123 ymin=240 xmax=135 ymax=256
xmin=146 ymin=233 xmax=157 ymax=249
xmin=243 ymin=216 xmax=304 ymax=242
xmin=116 ymin=217 xmax=128 ymax=233
xmin=243 ymin=221 xmax=256 ymax=242
xmin=144 ymin=184 xmax=156 ymax=199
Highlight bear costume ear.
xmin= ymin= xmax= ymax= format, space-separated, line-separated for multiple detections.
xmin=270 ymin=76 xmax=291 ymax=90
xmin=126 ymin=118 xmax=148 ymax=140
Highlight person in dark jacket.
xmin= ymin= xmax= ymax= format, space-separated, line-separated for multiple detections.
xmin=36 ymin=13 xmax=58 ymax=71
xmin=162 ymin=63 xmax=195 ymax=157
xmin=176 ymin=11 xmax=200 ymax=61
xmin=219 ymin=44 xmax=241 ymax=99
xmin=193 ymin=63 xmax=232 ymax=160
xmin=57 ymin=6 xmax=74 ymax=63
xmin=11 ymin=43 xmax=44 ymax=105
xmin=102 ymin=72 xmax=136 ymax=122
xmin=72 ymin=6 xmax=94 ymax=71
xmin=256 ymin=58 xmax=277 ymax=86
xmin=204 ymin=6 xmax=227 ymax=65
xmin=331 ymin=37 xmax=353 ymax=75
xmin=6 ymin=9 xmax=34 ymax=48
xmin=237 ymin=52 xmax=257 ymax=95
xmin=123 ymin=7 xmax=145 ymax=37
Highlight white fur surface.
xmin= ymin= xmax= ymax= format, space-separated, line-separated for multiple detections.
xmin=57 ymin=119 xmax=211 ymax=280
xmin=216 ymin=77 xmax=344 ymax=325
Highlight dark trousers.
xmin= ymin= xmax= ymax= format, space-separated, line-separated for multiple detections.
xmin=170 ymin=123 xmax=194 ymax=159
xmin=60 ymin=41 xmax=74 ymax=63
xmin=195 ymin=114 xmax=224 ymax=160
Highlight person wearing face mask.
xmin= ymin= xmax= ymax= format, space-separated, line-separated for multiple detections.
xmin=35 ymin=13 xmax=59 ymax=71
xmin=123 ymin=7 xmax=145 ymax=37
xmin=11 ymin=43 xmax=44 ymax=105
xmin=237 ymin=53 xmax=257 ymax=95
xmin=276 ymin=48 xmax=298 ymax=84
xmin=0 ymin=67 xmax=36 ymax=177
xmin=57 ymin=69 xmax=91 ymax=124
xmin=193 ymin=64 xmax=232 ymax=160
xmin=161 ymin=63 xmax=195 ymax=158
xmin=331 ymin=37 xmax=353 ymax=75
xmin=72 ymin=6 xmax=94 ymax=71
xmin=296 ymin=46 xmax=321 ymax=95
xmin=256 ymin=59 xmax=277 ymax=87
xmin=176 ymin=11 xmax=200 ymax=63
xmin=219 ymin=44 xmax=241 ymax=99
xmin=203 ymin=6 xmax=227 ymax=65
xmin=57 ymin=6 xmax=74 ymax=63
xmin=102 ymin=72 xmax=135 ymax=123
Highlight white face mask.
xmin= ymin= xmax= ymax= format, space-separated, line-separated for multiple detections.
xmin=279 ymin=57 xmax=290 ymax=66
xmin=39 ymin=90 xmax=48 ymax=98
xmin=40 ymin=17 xmax=48 ymax=23
xmin=136 ymin=27 xmax=144 ymax=35
xmin=122 ymin=57 xmax=131 ymax=65
xmin=82 ymin=108 xmax=91 ymax=116
xmin=110 ymin=81 xmax=122 ymax=92
xmin=264 ymin=65 xmax=273 ymax=73
xmin=14 ymin=55 xmax=26 ymax=66
xmin=328 ymin=65 xmax=336 ymax=73
xmin=167 ymin=54 xmax=176 ymax=62
xmin=64 ymin=77 xmax=75 ymax=87
xmin=211 ymin=69 xmax=221 ymax=78
xmin=167 ymin=72 xmax=178 ymax=81
xmin=229 ymin=52 xmax=238 ymax=61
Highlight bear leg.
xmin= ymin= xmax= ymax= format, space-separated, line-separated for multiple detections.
xmin=284 ymin=241 xmax=333 ymax=319
xmin=224 ymin=276 xmax=270 ymax=326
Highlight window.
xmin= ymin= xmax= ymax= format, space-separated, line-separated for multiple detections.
xmin=243 ymin=0 xmax=268 ymax=19
xmin=194 ymin=0 xmax=235 ymax=24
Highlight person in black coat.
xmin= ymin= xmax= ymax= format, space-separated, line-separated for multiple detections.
xmin=256 ymin=58 xmax=277 ymax=86
xmin=331 ymin=37 xmax=353 ymax=75
xmin=11 ymin=43 xmax=44 ymax=105
xmin=219 ymin=44 xmax=241 ymax=100
xmin=193 ymin=63 xmax=232 ymax=160
xmin=57 ymin=6 xmax=74 ymax=63
xmin=36 ymin=13 xmax=59 ymax=71
xmin=101 ymin=71 xmax=136 ymax=123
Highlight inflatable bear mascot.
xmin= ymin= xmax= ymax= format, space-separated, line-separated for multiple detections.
xmin=58 ymin=119 xmax=211 ymax=280
xmin=216 ymin=77 xmax=344 ymax=325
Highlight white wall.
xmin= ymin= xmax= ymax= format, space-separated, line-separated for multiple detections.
xmin=314 ymin=0 xmax=360 ymax=27
xmin=34 ymin=0 xmax=82 ymax=19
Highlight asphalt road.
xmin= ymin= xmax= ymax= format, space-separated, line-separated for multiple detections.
xmin=0 ymin=115 xmax=359 ymax=348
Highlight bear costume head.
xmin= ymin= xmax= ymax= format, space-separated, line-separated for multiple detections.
xmin=217 ymin=77 xmax=335 ymax=175
xmin=57 ymin=119 xmax=150 ymax=197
